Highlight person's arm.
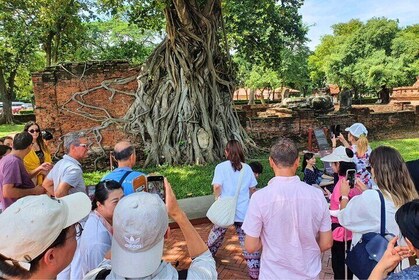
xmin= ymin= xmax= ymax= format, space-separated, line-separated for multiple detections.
xmin=2 ymin=183 xmax=45 ymax=198
xmin=212 ymin=184 xmax=221 ymax=199
xmin=245 ymin=235 xmax=262 ymax=253
xmin=55 ymin=182 xmax=72 ymax=198
xmin=249 ymin=187 xmax=257 ymax=197
xmin=42 ymin=177 xmax=55 ymax=196
xmin=166 ymin=179 xmax=207 ymax=258
xmin=27 ymin=162 xmax=53 ymax=178
xmin=337 ymin=133 xmax=350 ymax=148
xmin=318 ymin=230 xmax=333 ymax=252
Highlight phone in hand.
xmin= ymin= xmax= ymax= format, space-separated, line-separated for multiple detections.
xmin=132 ymin=175 xmax=147 ymax=192
xmin=146 ymin=175 xmax=165 ymax=202
xmin=330 ymin=125 xmax=341 ymax=138
xmin=346 ymin=169 xmax=356 ymax=189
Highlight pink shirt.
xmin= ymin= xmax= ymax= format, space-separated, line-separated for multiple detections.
xmin=242 ymin=176 xmax=331 ymax=280
xmin=329 ymin=176 xmax=361 ymax=241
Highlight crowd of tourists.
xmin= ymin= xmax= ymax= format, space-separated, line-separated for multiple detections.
xmin=0 ymin=121 xmax=418 ymax=280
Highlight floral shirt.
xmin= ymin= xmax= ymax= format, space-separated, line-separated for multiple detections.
xmin=353 ymin=148 xmax=372 ymax=188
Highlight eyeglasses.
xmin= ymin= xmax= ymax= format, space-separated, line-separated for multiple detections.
xmin=76 ymin=143 xmax=88 ymax=148
xmin=28 ymin=129 xmax=40 ymax=133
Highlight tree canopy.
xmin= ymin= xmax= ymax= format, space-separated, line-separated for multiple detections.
xmin=308 ymin=18 xmax=419 ymax=97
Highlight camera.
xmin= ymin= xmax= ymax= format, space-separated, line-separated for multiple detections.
xmin=42 ymin=130 xmax=53 ymax=141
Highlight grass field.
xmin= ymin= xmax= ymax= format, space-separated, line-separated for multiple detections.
xmin=0 ymin=124 xmax=24 ymax=137
xmin=83 ymin=138 xmax=419 ymax=199
xmin=1 ymin=124 xmax=417 ymax=199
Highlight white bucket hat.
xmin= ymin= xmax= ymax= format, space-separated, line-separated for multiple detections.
xmin=321 ymin=146 xmax=354 ymax=163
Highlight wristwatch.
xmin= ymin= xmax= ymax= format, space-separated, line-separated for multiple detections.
xmin=339 ymin=195 xmax=349 ymax=201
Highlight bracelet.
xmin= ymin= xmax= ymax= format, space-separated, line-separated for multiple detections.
xmin=339 ymin=195 xmax=349 ymax=201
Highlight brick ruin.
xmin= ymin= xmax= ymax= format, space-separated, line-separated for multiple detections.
xmin=32 ymin=61 xmax=419 ymax=168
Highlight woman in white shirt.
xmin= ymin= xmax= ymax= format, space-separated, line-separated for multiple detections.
xmin=206 ymin=139 xmax=260 ymax=279
xmin=79 ymin=180 xmax=124 ymax=277
xmin=337 ymin=146 xmax=417 ymax=278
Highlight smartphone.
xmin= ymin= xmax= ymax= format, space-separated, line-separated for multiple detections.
xmin=335 ymin=125 xmax=341 ymax=136
xmin=146 ymin=175 xmax=165 ymax=202
xmin=346 ymin=169 xmax=356 ymax=189
xmin=132 ymin=175 xmax=147 ymax=192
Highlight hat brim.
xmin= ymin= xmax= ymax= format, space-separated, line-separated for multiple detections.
xmin=59 ymin=192 xmax=91 ymax=228
xmin=111 ymin=237 xmax=164 ymax=278
xmin=320 ymin=154 xmax=341 ymax=162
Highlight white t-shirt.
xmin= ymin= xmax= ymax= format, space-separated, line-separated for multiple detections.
xmin=212 ymin=161 xmax=257 ymax=222
xmin=79 ymin=212 xmax=112 ymax=277
xmin=242 ymin=176 xmax=331 ymax=280
xmin=337 ymin=189 xmax=400 ymax=247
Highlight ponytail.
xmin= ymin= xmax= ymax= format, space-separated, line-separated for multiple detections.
xmin=356 ymin=134 xmax=369 ymax=157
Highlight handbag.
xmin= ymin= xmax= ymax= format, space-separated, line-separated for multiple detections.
xmin=206 ymin=168 xmax=245 ymax=228
xmin=346 ymin=190 xmax=391 ymax=279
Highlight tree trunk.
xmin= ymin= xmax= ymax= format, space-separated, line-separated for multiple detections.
xmin=43 ymin=32 xmax=54 ymax=67
xmin=0 ymin=67 xmax=14 ymax=124
xmin=123 ymin=0 xmax=256 ymax=166
xmin=248 ymin=89 xmax=255 ymax=105
xmin=259 ymin=88 xmax=266 ymax=105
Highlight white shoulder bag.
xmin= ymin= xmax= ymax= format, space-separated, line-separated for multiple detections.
xmin=206 ymin=167 xmax=245 ymax=228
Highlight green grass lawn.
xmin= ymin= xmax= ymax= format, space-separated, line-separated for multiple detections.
xmin=1 ymin=122 xmax=416 ymax=199
xmin=0 ymin=124 xmax=24 ymax=137
xmin=83 ymin=137 xmax=418 ymax=199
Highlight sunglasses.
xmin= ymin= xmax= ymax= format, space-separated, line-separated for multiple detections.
xmin=28 ymin=129 xmax=40 ymax=133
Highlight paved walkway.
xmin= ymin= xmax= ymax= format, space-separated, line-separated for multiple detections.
xmin=163 ymin=222 xmax=334 ymax=279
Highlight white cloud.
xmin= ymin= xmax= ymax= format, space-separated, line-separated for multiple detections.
xmin=300 ymin=0 xmax=419 ymax=50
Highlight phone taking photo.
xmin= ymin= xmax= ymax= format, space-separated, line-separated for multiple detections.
xmin=146 ymin=175 xmax=165 ymax=202
xmin=346 ymin=169 xmax=356 ymax=189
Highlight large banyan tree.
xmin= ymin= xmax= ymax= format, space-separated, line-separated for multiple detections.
xmin=101 ymin=0 xmax=305 ymax=166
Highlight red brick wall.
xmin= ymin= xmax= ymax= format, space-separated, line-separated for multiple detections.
xmin=32 ymin=61 xmax=419 ymax=168
xmin=32 ymin=61 xmax=140 ymax=158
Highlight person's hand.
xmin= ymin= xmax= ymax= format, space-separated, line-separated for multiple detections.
xmin=323 ymin=188 xmax=332 ymax=198
xmin=337 ymin=133 xmax=345 ymax=143
xmin=164 ymin=178 xmax=183 ymax=219
xmin=355 ymin=178 xmax=368 ymax=192
xmin=41 ymin=162 xmax=53 ymax=171
xmin=331 ymin=135 xmax=337 ymax=148
xmin=373 ymin=237 xmax=411 ymax=277
xmin=33 ymin=185 xmax=46 ymax=195
xmin=340 ymin=179 xmax=350 ymax=196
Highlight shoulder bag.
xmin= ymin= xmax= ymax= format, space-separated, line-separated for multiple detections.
xmin=345 ymin=190 xmax=392 ymax=279
xmin=206 ymin=167 xmax=245 ymax=228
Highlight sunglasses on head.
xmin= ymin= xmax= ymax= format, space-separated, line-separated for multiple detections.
xmin=28 ymin=129 xmax=40 ymax=133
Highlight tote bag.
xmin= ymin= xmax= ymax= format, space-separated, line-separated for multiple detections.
xmin=206 ymin=168 xmax=245 ymax=228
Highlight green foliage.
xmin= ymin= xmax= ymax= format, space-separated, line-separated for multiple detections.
xmin=309 ymin=17 xmax=419 ymax=94
xmin=75 ymin=18 xmax=157 ymax=64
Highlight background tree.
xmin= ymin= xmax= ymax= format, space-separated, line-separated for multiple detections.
xmin=309 ymin=18 xmax=418 ymax=98
xmin=96 ymin=0 xmax=307 ymax=166
xmin=0 ymin=0 xmax=40 ymax=123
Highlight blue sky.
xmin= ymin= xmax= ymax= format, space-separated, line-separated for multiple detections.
xmin=299 ymin=0 xmax=419 ymax=50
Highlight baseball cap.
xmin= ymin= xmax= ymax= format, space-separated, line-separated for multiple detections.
xmin=321 ymin=146 xmax=353 ymax=163
xmin=0 ymin=193 xmax=91 ymax=268
xmin=345 ymin=123 xmax=368 ymax=138
xmin=112 ymin=192 xmax=168 ymax=278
